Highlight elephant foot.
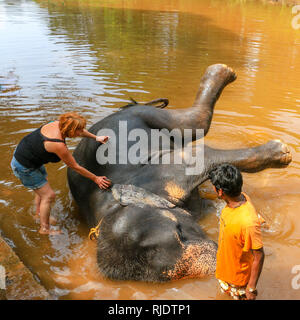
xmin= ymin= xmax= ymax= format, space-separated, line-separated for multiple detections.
xmin=263 ymin=140 xmax=292 ymax=167
xmin=205 ymin=64 xmax=237 ymax=86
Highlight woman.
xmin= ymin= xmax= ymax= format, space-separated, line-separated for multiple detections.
xmin=11 ymin=112 xmax=111 ymax=235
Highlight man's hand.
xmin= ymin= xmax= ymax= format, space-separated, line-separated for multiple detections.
xmin=96 ymin=135 xmax=109 ymax=143
xmin=245 ymin=288 xmax=257 ymax=300
xmin=94 ymin=176 xmax=111 ymax=189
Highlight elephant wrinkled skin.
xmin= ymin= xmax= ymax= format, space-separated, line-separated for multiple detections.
xmin=67 ymin=64 xmax=292 ymax=282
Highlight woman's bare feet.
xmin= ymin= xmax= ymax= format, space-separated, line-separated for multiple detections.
xmin=39 ymin=226 xmax=62 ymax=235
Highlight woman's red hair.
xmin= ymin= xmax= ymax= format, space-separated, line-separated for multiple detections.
xmin=58 ymin=112 xmax=87 ymax=138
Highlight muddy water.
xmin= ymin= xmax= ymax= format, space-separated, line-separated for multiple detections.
xmin=0 ymin=0 xmax=299 ymax=299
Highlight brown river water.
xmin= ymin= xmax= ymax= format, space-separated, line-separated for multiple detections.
xmin=0 ymin=0 xmax=300 ymax=300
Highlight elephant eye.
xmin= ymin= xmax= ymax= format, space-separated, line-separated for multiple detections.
xmin=176 ymin=224 xmax=186 ymax=242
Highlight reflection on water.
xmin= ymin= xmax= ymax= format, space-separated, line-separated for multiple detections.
xmin=0 ymin=0 xmax=300 ymax=299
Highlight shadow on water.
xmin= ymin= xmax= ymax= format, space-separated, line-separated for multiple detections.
xmin=36 ymin=0 xmax=247 ymax=104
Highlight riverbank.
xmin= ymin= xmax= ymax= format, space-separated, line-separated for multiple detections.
xmin=0 ymin=235 xmax=51 ymax=300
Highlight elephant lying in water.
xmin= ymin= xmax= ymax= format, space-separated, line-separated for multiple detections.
xmin=67 ymin=64 xmax=292 ymax=282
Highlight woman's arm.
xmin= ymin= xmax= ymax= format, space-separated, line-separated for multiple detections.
xmin=51 ymin=143 xmax=111 ymax=189
xmin=80 ymin=129 xmax=96 ymax=140
xmin=80 ymin=129 xmax=109 ymax=143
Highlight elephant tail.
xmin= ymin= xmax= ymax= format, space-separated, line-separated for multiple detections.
xmin=121 ymin=97 xmax=169 ymax=109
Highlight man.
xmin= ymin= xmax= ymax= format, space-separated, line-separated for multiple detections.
xmin=209 ymin=164 xmax=265 ymax=300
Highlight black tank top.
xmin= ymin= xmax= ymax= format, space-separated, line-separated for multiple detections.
xmin=14 ymin=124 xmax=65 ymax=169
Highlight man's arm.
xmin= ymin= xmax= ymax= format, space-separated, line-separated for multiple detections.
xmin=246 ymin=247 xmax=265 ymax=300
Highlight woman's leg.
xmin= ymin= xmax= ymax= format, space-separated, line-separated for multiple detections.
xmin=34 ymin=182 xmax=61 ymax=235
xmin=33 ymin=192 xmax=57 ymax=225
xmin=34 ymin=193 xmax=41 ymax=219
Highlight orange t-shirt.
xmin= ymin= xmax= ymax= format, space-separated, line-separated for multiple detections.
xmin=215 ymin=193 xmax=264 ymax=286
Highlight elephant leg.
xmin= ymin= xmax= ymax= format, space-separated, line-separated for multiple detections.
xmin=203 ymin=139 xmax=292 ymax=175
xmin=188 ymin=139 xmax=292 ymax=189
xmin=134 ymin=64 xmax=236 ymax=139
xmin=134 ymin=140 xmax=292 ymax=206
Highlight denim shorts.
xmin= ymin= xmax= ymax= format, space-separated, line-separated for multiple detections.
xmin=10 ymin=156 xmax=48 ymax=190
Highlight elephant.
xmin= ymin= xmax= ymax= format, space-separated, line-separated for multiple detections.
xmin=67 ymin=64 xmax=292 ymax=282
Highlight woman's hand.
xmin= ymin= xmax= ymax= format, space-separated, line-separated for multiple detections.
xmin=94 ymin=176 xmax=112 ymax=189
xmin=96 ymin=135 xmax=109 ymax=143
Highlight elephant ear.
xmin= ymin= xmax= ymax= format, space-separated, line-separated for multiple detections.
xmin=111 ymin=184 xmax=176 ymax=209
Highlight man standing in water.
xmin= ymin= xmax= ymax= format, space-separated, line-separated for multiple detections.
xmin=209 ymin=164 xmax=265 ymax=300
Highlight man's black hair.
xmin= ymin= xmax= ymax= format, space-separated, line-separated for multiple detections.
xmin=209 ymin=164 xmax=243 ymax=197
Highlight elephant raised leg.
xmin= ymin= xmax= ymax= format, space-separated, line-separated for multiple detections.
xmin=132 ymin=64 xmax=236 ymax=138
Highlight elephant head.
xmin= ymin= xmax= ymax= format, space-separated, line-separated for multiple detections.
xmin=94 ymin=184 xmax=217 ymax=282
